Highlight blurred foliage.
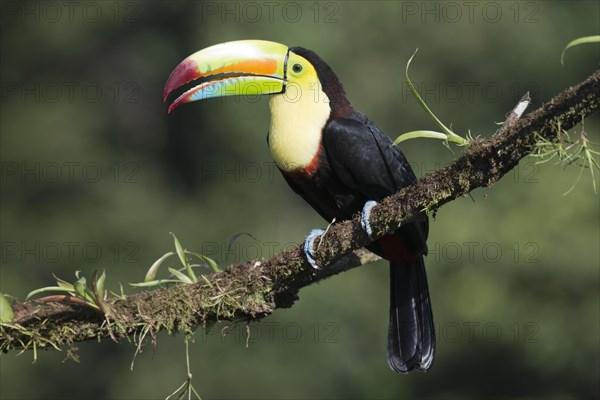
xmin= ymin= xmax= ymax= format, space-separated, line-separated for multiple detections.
xmin=1 ymin=1 xmax=599 ymax=399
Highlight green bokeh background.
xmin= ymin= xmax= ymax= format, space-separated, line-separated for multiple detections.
xmin=1 ymin=1 xmax=599 ymax=399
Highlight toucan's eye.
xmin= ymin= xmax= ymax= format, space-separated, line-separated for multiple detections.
xmin=292 ymin=63 xmax=303 ymax=73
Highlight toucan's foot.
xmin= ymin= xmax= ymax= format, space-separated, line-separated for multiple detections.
xmin=303 ymin=228 xmax=325 ymax=269
xmin=361 ymin=200 xmax=378 ymax=240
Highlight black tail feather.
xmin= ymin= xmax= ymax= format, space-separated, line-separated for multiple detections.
xmin=387 ymin=257 xmax=435 ymax=373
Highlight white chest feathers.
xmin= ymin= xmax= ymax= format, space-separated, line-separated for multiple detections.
xmin=268 ymin=88 xmax=331 ymax=172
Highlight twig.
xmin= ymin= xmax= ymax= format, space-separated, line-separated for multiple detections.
xmin=495 ymin=92 xmax=532 ymax=136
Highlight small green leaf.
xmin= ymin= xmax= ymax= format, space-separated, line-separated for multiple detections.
xmin=27 ymin=286 xmax=75 ymax=300
xmin=405 ymin=51 xmax=452 ymax=139
xmin=402 ymin=49 xmax=469 ymax=147
xmin=168 ymin=267 xmax=194 ymax=284
xmin=129 ymin=279 xmax=182 ymax=287
xmin=561 ymin=35 xmax=600 ymax=66
xmin=53 ymin=274 xmax=74 ymax=291
xmin=145 ymin=251 xmax=175 ymax=282
xmin=94 ymin=269 xmax=106 ymax=300
xmin=171 ymin=233 xmax=188 ymax=268
xmin=110 ymin=282 xmax=127 ymax=299
xmin=74 ymin=277 xmax=87 ymax=298
xmin=0 ymin=292 xmax=14 ymax=323
xmin=185 ymin=250 xmax=221 ymax=273
xmin=200 ymin=274 xmax=213 ymax=287
xmin=170 ymin=233 xmax=197 ymax=282
xmin=393 ymin=130 xmax=449 ymax=145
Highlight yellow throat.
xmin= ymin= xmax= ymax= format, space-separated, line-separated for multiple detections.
xmin=268 ymin=83 xmax=331 ymax=172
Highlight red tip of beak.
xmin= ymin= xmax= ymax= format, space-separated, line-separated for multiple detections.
xmin=163 ymin=58 xmax=200 ymax=102
xmin=167 ymin=97 xmax=184 ymax=114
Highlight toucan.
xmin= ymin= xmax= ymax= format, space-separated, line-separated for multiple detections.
xmin=164 ymin=40 xmax=435 ymax=373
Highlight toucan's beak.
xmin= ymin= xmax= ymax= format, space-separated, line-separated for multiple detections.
xmin=164 ymin=40 xmax=289 ymax=113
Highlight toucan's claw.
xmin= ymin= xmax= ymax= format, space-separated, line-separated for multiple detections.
xmin=303 ymin=229 xmax=325 ymax=269
xmin=361 ymin=200 xmax=378 ymax=240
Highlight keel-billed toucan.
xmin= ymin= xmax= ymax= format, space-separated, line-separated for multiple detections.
xmin=164 ymin=40 xmax=435 ymax=373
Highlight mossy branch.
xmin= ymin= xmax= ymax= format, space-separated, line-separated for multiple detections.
xmin=1 ymin=69 xmax=599 ymax=355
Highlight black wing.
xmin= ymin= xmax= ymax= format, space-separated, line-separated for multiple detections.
xmin=323 ymin=114 xmax=428 ymax=251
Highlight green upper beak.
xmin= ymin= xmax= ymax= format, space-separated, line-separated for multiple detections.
xmin=163 ymin=40 xmax=289 ymax=113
